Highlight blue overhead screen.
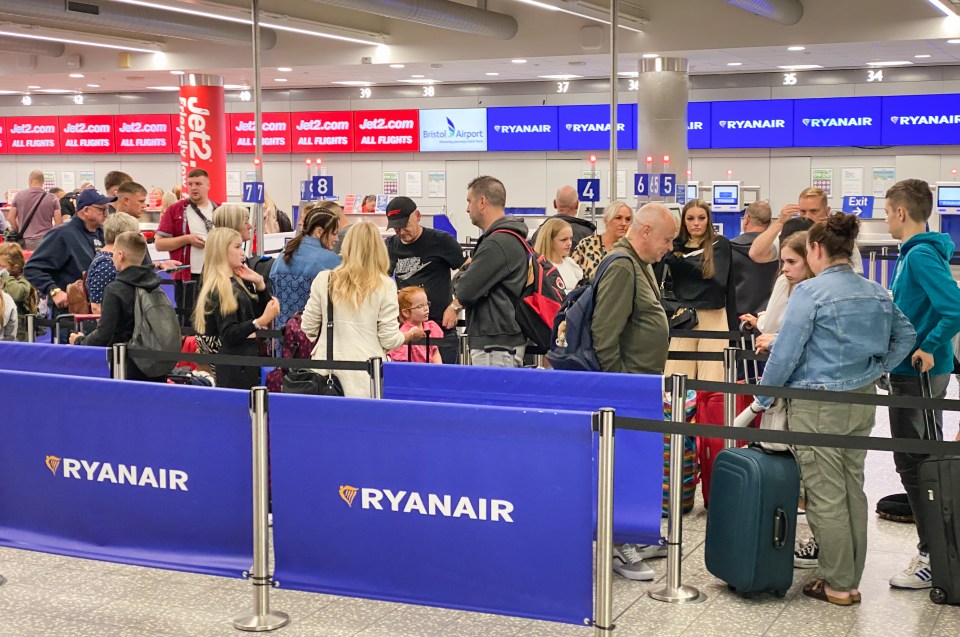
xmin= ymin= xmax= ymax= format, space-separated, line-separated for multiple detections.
xmin=557 ymin=103 xmax=636 ymax=151
xmin=881 ymin=94 xmax=960 ymax=146
xmin=687 ymin=101 xmax=711 ymax=149
xmin=487 ymin=106 xmax=559 ymax=151
xmin=793 ymin=96 xmax=882 ymax=147
xmin=710 ymin=99 xmax=794 ymax=149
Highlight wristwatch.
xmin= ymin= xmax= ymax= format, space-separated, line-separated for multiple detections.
xmin=49 ymin=287 xmax=62 ymax=298
xmin=449 ymin=299 xmax=462 ymax=312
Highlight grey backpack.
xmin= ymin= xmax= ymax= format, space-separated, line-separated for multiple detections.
xmin=129 ymin=287 xmax=181 ymax=378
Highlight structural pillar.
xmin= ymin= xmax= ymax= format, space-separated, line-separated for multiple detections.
xmin=636 ymin=58 xmax=689 ymax=198
xmin=179 ymin=74 xmax=228 ymax=204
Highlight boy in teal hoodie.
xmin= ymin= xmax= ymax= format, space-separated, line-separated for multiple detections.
xmin=885 ymin=178 xmax=960 ymax=590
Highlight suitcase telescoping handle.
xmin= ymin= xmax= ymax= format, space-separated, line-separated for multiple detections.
xmin=773 ymin=508 xmax=788 ymax=549
xmin=914 ymin=359 xmax=940 ymax=442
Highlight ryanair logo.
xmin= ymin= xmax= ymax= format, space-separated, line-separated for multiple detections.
xmin=801 ymin=117 xmax=872 ymax=127
xmin=890 ymin=115 xmax=960 ymax=126
xmin=45 ymin=455 xmax=189 ymax=491
xmin=718 ymin=119 xmax=786 ymax=129
xmin=340 ymin=486 xmax=514 ymax=523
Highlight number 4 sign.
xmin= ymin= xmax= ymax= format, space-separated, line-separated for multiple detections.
xmin=577 ymin=178 xmax=600 ymax=202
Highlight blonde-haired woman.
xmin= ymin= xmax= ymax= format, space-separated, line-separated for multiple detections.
xmin=571 ymin=200 xmax=632 ymax=281
xmin=214 ymin=204 xmax=253 ymax=242
xmin=301 ymin=222 xmax=424 ymax=398
xmin=534 ymin=217 xmax=583 ymax=293
xmin=194 ymin=227 xmax=279 ymax=389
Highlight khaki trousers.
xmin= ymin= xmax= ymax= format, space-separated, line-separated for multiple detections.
xmin=663 ymin=308 xmax=727 ymax=382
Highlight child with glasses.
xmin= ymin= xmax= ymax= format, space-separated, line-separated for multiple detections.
xmin=388 ymin=286 xmax=443 ymax=364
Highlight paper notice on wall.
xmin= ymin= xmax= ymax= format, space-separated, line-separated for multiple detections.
xmin=383 ymin=171 xmax=399 ymax=196
xmin=617 ymin=171 xmax=627 ymax=199
xmin=60 ymin=172 xmax=76 ymax=193
xmin=872 ymin=167 xmax=896 ymax=198
xmin=226 ymin=171 xmax=242 ymax=197
xmin=78 ymin=171 xmax=95 ymax=190
xmin=428 ymin=171 xmax=446 ymax=198
xmin=811 ymin=168 xmax=833 ymax=198
xmin=405 ymin=171 xmax=422 ymax=198
xmin=42 ymin=171 xmax=55 ymax=190
xmin=840 ymin=167 xmax=864 ymax=198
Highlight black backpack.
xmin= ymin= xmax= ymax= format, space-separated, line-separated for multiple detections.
xmin=129 ymin=287 xmax=181 ymax=378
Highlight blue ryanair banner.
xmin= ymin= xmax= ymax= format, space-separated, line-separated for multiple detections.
xmin=383 ymin=364 xmax=664 ymax=545
xmin=0 ymin=371 xmax=252 ymax=577
xmin=270 ymin=394 xmax=594 ymax=625
xmin=0 ymin=341 xmax=110 ymax=378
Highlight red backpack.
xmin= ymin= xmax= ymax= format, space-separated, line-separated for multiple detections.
xmin=492 ymin=228 xmax=567 ymax=351
xmin=265 ymin=312 xmax=316 ymax=392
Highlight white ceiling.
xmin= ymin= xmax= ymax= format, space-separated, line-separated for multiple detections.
xmin=0 ymin=0 xmax=959 ymax=96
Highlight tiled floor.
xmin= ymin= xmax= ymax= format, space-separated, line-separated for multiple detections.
xmin=2 ymin=387 xmax=960 ymax=636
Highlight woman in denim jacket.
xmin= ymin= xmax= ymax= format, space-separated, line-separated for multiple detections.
xmin=748 ymin=212 xmax=915 ymax=606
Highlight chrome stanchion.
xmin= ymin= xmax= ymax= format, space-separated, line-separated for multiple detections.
xmin=650 ymin=374 xmax=705 ymax=604
xmin=368 ymin=357 xmax=383 ymax=399
xmin=868 ymin=250 xmax=877 ymax=283
xmin=723 ymin=347 xmax=737 ymax=450
xmin=881 ymin=246 xmax=890 ymax=289
xmin=26 ymin=314 xmax=35 ymax=343
xmin=458 ymin=333 xmax=471 ymax=366
xmin=234 ymin=387 xmax=289 ymax=632
xmin=111 ymin=343 xmax=127 ymax=380
xmin=593 ymin=408 xmax=615 ymax=636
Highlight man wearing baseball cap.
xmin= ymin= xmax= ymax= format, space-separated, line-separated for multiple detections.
xmin=385 ymin=196 xmax=467 ymax=364
xmin=25 ymin=189 xmax=112 ymax=333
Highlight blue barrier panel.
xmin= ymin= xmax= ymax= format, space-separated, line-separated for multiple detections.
xmin=0 ymin=370 xmax=252 ymax=577
xmin=270 ymin=394 xmax=593 ymax=625
xmin=383 ymin=364 xmax=663 ymax=544
xmin=0 ymin=341 xmax=110 ymax=378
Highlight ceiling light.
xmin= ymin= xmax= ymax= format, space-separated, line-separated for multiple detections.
xmin=69 ymin=73 xmax=85 ymax=78
xmin=727 ymin=62 xmax=743 ymax=66
xmin=948 ymin=39 xmax=960 ymax=44
xmin=111 ymin=0 xmax=383 ymax=46
xmin=144 ymin=86 xmax=180 ymax=91
xmin=390 ymin=64 xmax=405 ymax=69
xmin=618 ymin=71 xmax=638 ymax=77
xmin=170 ymin=70 xmax=184 ymax=75
xmin=27 ymin=85 xmax=41 ymax=89
xmin=86 ymin=83 xmax=100 ymax=88
xmin=21 ymin=95 xmax=31 ymax=106
xmin=510 ymin=0 xmax=643 ymax=33
xmin=0 ymin=90 xmax=20 ymax=95
xmin=927 ymin=0 xmax=957 ymax=17
xmin=36 ymin=89 xmax=73 ymax=93
xmin=642 ymin=53 xmax=659 ymax=59
xmin=73 ymin=94 xmax=84 ymax=105
xmin=399 ymin=78 xmax=439 ymax=84
xmin=224 ymin=84 xmax=250 ymax=90
xmin=787 ymin=46 xmax=806 ymax=51
xmin=777 ymin=64 xmax=823 ymax=71
xmin=411 ymin=74 xmax=425 ymax=78
xmin=332 ymin=80 xmax=373 ymax=86
xmin=239 ymin=90 xmax=251 ymax=102
xmin=274 ymin=78 xmax=288 ymax=82
xmin=485 ymin=72 xmax=500 ymax=76
xmin=915 ymin=54 xmax=932 ymax=58
xmin=277 ymin=67 xmax=293 ymax=72
xmin=538 ymin=74 xmax=582 ymax=80
xmin=511 ymin=59 xmax=527 ymax=64
xmin=867 ymin=60 xmax=913 ymax=67
xmin=0 ymin=30 xmax=157 ymax=53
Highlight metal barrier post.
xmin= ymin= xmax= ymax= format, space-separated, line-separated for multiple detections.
xmin=593 ymin=408 xmax=615 ymax=636
xmin=458 ymin=333 xmax=471 ymax=366
xmin=868 ymin=250 xmax=877 ymax=283
xmin=234 ymin=387 xmax=289 ymax=632
xmin=650 ymin=374 xmax=704 ymax=604
xmin=368 ymin=357 xmax=383 ymax=399
xmin=111 ymin=343 xmax=127 ymax=380
xmin=723 ymin=347 xmax=737 ymax=450
xmin=880 ymin=246 xmax=890 ymax=289
xmin=26 ymin=314 xmax=35 ymax=343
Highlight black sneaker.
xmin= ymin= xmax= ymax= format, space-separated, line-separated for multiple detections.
xmin=794 ymin=536 xmax=819 ymax=569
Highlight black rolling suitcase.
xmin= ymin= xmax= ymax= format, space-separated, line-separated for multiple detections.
xmin=916 ymin=367 xmax=960 ymax=605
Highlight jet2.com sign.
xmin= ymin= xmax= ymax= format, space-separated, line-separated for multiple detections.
xmin=419 ymin=108 xmax=487 ymax=152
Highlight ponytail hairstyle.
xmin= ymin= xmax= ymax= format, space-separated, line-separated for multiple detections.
xmin=808 ymin=212 xmax=859 ymax=261
xmin=282 ymin=207 xmax=339 ymax=264
xmin=680 ymin=199 xmax=717 ymax=279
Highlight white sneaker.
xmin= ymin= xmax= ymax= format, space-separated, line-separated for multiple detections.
xmin=612 ymin=544 xmax=655 ymax=581
xmin=633 ymin=543 xmax=668 ymax=560
xmin=890 ymin=552 xmax=933 ymax=590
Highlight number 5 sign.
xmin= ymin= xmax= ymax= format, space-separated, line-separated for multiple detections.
xmin=660 ymin=173 xmax=676 ymax=197
xmin=577 ymin=178 xmax=600 ymax=202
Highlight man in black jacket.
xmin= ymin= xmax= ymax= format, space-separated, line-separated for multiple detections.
xmin=530 ymin=185 xmax=596 ymax=250
xmin=70 ymin=231 xmax=165 ymax=381
xmin=731 ymin=201 xmax=779 ymax=316
xmin=453 ymin=176 xmax=529 ymax=367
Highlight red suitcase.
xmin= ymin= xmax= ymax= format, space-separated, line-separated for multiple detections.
xmin=695 ymin=390 xmax=757 ymax=507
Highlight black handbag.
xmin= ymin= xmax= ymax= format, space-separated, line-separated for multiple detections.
xmin=3 ymin=192 xmax=46 ymax=246
xmin=281 ymin=278 xmax=344 ymax=396
xmin=659 ymin=264 xmax=699 ymax=330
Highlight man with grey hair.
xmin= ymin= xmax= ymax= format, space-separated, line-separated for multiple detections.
xmin=531 ymin=184 xmax=596 ymax=250
xmin=591 ymin=202 xmax=677 ymax=581
xmin=453 ymin=176 xmax=530 ymax=367
xmin=731 ymin=201 xmax=779 ymax=316
xmin=4 ymin=170 xmax=61 ymax=249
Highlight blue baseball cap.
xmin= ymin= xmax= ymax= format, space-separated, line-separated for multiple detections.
xmin=76 ymin=189 xmax=117 ymax=211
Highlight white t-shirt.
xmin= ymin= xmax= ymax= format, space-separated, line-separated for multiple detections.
xmin=186 ymin=201 xmax=214 ymax=274
xmin=771 ymin=235 xmax=863 ymax=274
xmin=556 ymin=257 xmax=584 ymax=293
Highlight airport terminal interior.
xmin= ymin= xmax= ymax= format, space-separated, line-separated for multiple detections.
xmin=4 ymin=0 xmax=960 ymax=635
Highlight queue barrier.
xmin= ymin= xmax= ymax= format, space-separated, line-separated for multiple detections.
xmin=0 ymin=340 xmax=110 ymax=378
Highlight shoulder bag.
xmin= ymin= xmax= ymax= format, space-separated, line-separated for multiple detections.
xmin=3 ymin=192 xmax=46 ymax=246
xmin=282 ymin=276 xmax=345 ymax=396
xmin=659 ymin=264 xmax=698 ymax=330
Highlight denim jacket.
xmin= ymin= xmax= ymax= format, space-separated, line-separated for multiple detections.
xmin=269 ymin=237 xmax=341 ymax=326
xmin=757 ymin=263 xmax=916 ymax=408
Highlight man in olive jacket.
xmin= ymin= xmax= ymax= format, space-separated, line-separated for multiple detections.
xmin=592 ymin=203 xmax=678 ymax=374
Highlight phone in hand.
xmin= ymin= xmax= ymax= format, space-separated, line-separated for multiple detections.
xmin=164 ymin=265 xmax=191 ymax=273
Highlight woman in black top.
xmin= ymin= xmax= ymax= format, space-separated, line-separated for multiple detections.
xmin=658 ymin=199 xmax=735 ymax=382
xmin=193 ymin=227 xmax=280 ymax=389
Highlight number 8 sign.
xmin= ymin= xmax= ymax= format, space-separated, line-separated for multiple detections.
xmin=312 ymin=175 xmax=334 ymax=198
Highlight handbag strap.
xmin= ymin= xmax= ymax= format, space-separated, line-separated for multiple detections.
xmin=325 ymin=275 xmax=334 ymax=363
xmin=18 ymin=191 xmax=47 ymax=235
xmin=188 ymin=201 xmax=215 ymax=231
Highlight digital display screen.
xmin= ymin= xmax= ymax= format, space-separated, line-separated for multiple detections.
xmin=687 ymin=102 xmax=711 ymax=149
xmin=711 ymin=100 xmax=793 ymax=149
xmin=882 ymin=94 xmax=960 ymax=146
xmin=793 ymin=97 xmax=882 ymax=147
xmin=686 ymin=185 xmax=699 ymax=201
xmin=713 ymin=185 xmax=739 ymax=206
xmin=938 ymin=186 xmax=960 ymax=208
xmin=487 ymin=106 xmax=558 ymax=151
